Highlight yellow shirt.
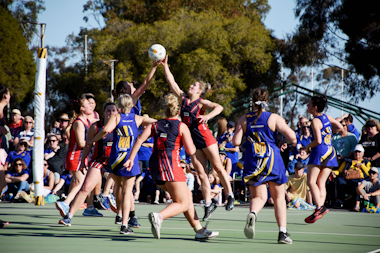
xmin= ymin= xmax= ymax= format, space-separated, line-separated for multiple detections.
xmin=285 ymin=173 xmax=309 ymax=200
xmin=334 ymin=159 xmax=371 ymax=179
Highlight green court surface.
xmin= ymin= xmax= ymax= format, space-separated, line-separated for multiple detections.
xmin=0 ymin=203 xmax=379 ymax=253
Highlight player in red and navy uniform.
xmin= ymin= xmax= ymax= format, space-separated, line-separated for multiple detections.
xmin=59 ymin=102 xmax=118 ymax=226
xmin=56 ymin=98 xmax=93 ymax=218
xmin=125 ymin=93 xmax=219 ymax=240
xmin=161 ymin=55 xmax=235 ymax=221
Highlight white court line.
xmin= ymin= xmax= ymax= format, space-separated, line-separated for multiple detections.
xmin=9 ymin=222 xmax=380 ymax=238
xmin=367 ymin=249 xmax=380 ymax=253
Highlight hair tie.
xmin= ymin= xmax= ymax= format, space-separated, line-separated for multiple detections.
xmin=255 ymin=101 xmax=267 ymax=108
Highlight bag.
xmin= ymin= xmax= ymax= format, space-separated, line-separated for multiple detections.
xmin=343 ymin=169 xmax=362 ymax=180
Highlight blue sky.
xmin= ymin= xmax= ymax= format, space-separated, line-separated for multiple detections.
xmin=37 ymin=0 xmax=378 ymax=131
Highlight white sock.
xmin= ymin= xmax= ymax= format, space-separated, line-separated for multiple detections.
xmin=67 ymin=213 xmax=74 ymax=219
xmin=279 ymin=227 xmax=287 ymax=233
xmin=205 ymin=201 xmax=212 ymax=207
xmin=122 ymin=224 xmax=128 ymax=227
xmin=227 ymin=193 xmax=234 ymax=197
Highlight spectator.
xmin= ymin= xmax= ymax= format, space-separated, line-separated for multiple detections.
xmin=2 ymin=158 xmax=31 ymax=202
xmin=181 ymin=160 xmax=195 ymax=191
xmin=13 ymin=116 xmax=34 ymax=150
xmin=51 ymin=172 xmax=72 ymax=198
xmin=332 ymin=144 xmax=371 ymax=209
xmin=44 ymin=134 xmax=67 ymax=184
xmin=58 ymin=113 xmax=70 ymax=146
xmin=219 ymin=121 xmax=240 ymax=176
xmin=7 ymin=109 xmax=23 ymax=143
xmin=332 ymin=118 xmax=358 ymax=163
xmin=0 ymin=84 xmax=10 ymax=202
xmin=216 ymin=117 xmax=228 ymax=142
xmin=287 ymin=146 xmax=310 ymax=174
xmin=208 ymin=170 xmax=221 ymax=204
xmin=360 ymin=119 xmax=380 ymax=179
xmin=296 ymin=119 xmax=312 ymax=151
xmin=285 ymin=162 xmax=314 ymax=210
xmin=354 ymin=167 xmax=380 ymax=211
xmin=5 ymin=137 xmax=31 ymax=169
xmin=346 ymin=114 xmax=360 ymax=140
xmin=42 ymin=160 xmax=55 ymax=196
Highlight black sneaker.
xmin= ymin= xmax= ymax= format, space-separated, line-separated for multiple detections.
xmin=278 ymin=231 xmax=292 ymax=244
xmin=93 ymin=195 xmax=104 ymax=210
xmin=120 ymin=225 xmax=134 ymax=235
xmin=115 ymin=215 xmax=122 ymax=225
xmin=202 ymin=202 xmax=217 ymax=221
xmin=225 ymin=195 xmax=234 ymax=211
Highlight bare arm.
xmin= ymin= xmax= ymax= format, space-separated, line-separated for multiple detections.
xmin=327 ymin=115 xmax=344 ymax=134
xmin=52 ymin=178 xmax=65 ymax=195
xmin=180 ymin=123 xmax=196 ymax=156
xmin=232 ymin=115 xmax=246 ymax=146
xmin=161 ymin=55 xmax=186 ymax=99
xmin=89 ymin=114 xmax=120 ymax=144
xmin=73 ymin=121 xmax=86 ymax=149
xmin=45 ymin=172 xmax=55 ymax=191
xmin=271 ymin=114 xmax=297 ymax=147
xmin=307 ymin=118 xmax=323 ymax=151
xmin=125 ymin=124 xmax=153 ymax=170
xmin=80 ymin=124 xmax=98 ymax=171
xmin=198 ymin=99 xmax=223 ymax=124
xmin=132 ymin=60 xmax=161 ymax=104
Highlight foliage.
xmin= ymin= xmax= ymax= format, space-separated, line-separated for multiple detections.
xmin=83 ymin=0 xmax=270 ymax=25
xmin=70 ymin=10 xmax=276 ymax=119
xmin=0 ymin=6 xmax=36 ymax=110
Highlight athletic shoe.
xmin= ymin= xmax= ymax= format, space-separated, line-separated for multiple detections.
xmin=93 ymin=195 xmax=103 ymax=210
xmin=109 ymin=194 xmax=117 ymax=213
xmin=56 ymin=201 xmax=69 ymax=218
xmin=82 ymin=208 xmax=103 ymax=217
xmin=59 ymin=216 xmax=72 ymax=227
xmin=195 ymin=228 xmax=219 ymax=240
xmin=244 ymin=212 xmax=256 ymax=239
xmin=115 ymin=215 xmax=122 ymax=225
xmin=120 ymin=225 xmax=134 ymax=235
xmin=153 ymin=199 xmax=159 ymax=204
xmin=128 ymin=216 xmax=141 ymax=228
xmin=202 ymin=202 xmax=217 ymax=221
xmin=99 ymin=195 xmax=111 ymax=210
xmin=134 ymin=198 xmax=139 ymax=203
xmin=305 ymin=206 xmax=329 ymax=223
xmin=278 ymin=231 xmax=292 ymax=244
xmin=148 ymin=212 xmax=162 ymax=239
xmin=0 ymin=219 xmax=9 ymax=228
xmin=79 ymin=203 xmax=87 ymax=210
xmin=20 ymin=191 xmax=33 ymax=203
xmin=225 ymin=195 xmax=235 ymax=211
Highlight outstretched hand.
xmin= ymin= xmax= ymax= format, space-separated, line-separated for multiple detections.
xmin=160 ymin=55 xmax=168 ymax=67
xmin=198 ymin=114 xmax=211 ymax=124
xmin=153 ymin=59 xmax=162 ymax=67
xmin=123 ymin=159 xmax=133 ymax=171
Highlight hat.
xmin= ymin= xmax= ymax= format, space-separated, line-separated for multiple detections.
xmin=370 ymin=167 xmax=379 ymax=174
xmin=227 ymin=121 xmax=235 ymax=128
xmin=365 ymin=121 xmax=376 ymax=128
xmin=59 ymin=113 xmax=70 ymax=121
xmin=295 ymin=161 xmax=305 ymax=170
xmin=12 ymin=109 xmax=21 ymax=115
xmin=219 ymin=148 xmax=227 ymax=155
xmin=354 ymin=144 xmax=364 ymax=153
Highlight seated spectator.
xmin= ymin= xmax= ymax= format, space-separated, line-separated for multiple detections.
xmin=285 ymin=162 xmax=314 ymax=210
xmin=1 ymin=158 xmax=31 ymax=202
xmin=58 ymin=113 xmax=71 ymax=146
xmin=346 ymin=114 xmax=360 ymax=140
xmin=181 ymin=160 xmax=195 ymax=191
xmin=360 ymin=119 xmax=380 ymax=179
xmin=7 ymin=109 xmax=23 ymax=145
xmin=5 ymin=137 xmax=31 ymax=169
xmin=42 ymin=160 xmax=55 ymax=196
xmin=287 ymin=146 xmax=310 ymax=174
xmin=51 ymin=172 xmax=73 ymax=199
xmin=296 ymin=120 xmax=312 ymax=151
xmin=208 ymin=170 xmax=221 ymax=204
xmin=354 ymin=167 xmax=380 ymax=211
xmin=332 ymin=118 xmax=357 ymax=163
xmin=332 ymin=144 xmax=371 ymax=209
xmin=44 ymin=134 xmax=67 ymax=183
xmin=13 ymin=116 xmax=34 ymax=150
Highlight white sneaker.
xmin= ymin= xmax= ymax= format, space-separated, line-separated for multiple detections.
xmin=148 ymin=212 xmax=162 ymax=239
xmin=244 ymin=212 xmax=256 ymax=239
xmin=195 ymin=228 xmax=219 ymax=240
xmin=153 ymin=199 xmax=159 ymax=204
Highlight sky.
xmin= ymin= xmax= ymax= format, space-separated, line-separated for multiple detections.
xmin=37 ymin=0 xmax=378 ymax=131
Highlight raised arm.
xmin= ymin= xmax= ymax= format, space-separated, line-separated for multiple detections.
xmin=198 ymin=99 xmax=224 ymax=124
xmin=88 ymin=114 xmax=120 ymax=144
xmin=132 ymin=60 xmax=161 ymax=104
xmin=161 ymin=55 xmax=186 ymax=99
xmin=327 ymin=115 xmax=344 ymax=134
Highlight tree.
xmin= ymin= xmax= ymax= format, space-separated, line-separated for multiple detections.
xmin=0 ymin=6 xmax=36 ymax=109
xmin=282 ymin=0 xmax=380 ymax=101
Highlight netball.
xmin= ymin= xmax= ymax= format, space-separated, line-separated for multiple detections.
xmin=148 ymin=44 xmax=166 ymax=61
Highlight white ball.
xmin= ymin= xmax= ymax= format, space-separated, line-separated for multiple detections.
xmin=148 ymin=44 xmax=166 ymax=61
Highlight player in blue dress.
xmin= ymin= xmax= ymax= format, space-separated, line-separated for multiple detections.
xmin=304 ymin=95 xmax=343 ymax=223
xmin=86 ymin=94 xmax=156 ymax=235
xmin=232 ymin=88 xmax=297 ymax=244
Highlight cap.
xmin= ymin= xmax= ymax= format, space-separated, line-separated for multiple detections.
xmin=295 ymin=161 xmax=305 ymax=170
xmin=365 ymin=121 xmax=376 ymax=128
xmin=219 ymin=148 xmax=227 ymax=155
xmin=227 ymin=121 xmax=235 ymax=128
xmin=354 ymin=144 xmax=364 ymax=153
xmin=370 ymin=167 xmax=379 ymax=174
xmin=12 ymin=109 xmax=21 ymax=115
xmin=59 ymin=113 xmax=70 ymax=121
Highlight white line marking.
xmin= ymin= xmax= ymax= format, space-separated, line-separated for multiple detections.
xmin=367 ymin=249 xmax=380 ymax=253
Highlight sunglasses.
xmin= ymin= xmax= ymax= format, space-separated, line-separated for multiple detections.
xmin=60 ymin=119 xmax=69 ymax=122
xmin=16 ymin=163 xmax=23 ymax=166
xmin=44 ymin=163 xmax=48 ymax=166
xmin=369 ymin=171 xmax=378 ymax=175
xmin=342 ymin=124 xmax=347 ymax=127
xmin=50 ymin=139 xmax=58 ymax=142
xmin=25 ymin=121 xmax=33 ymax=124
